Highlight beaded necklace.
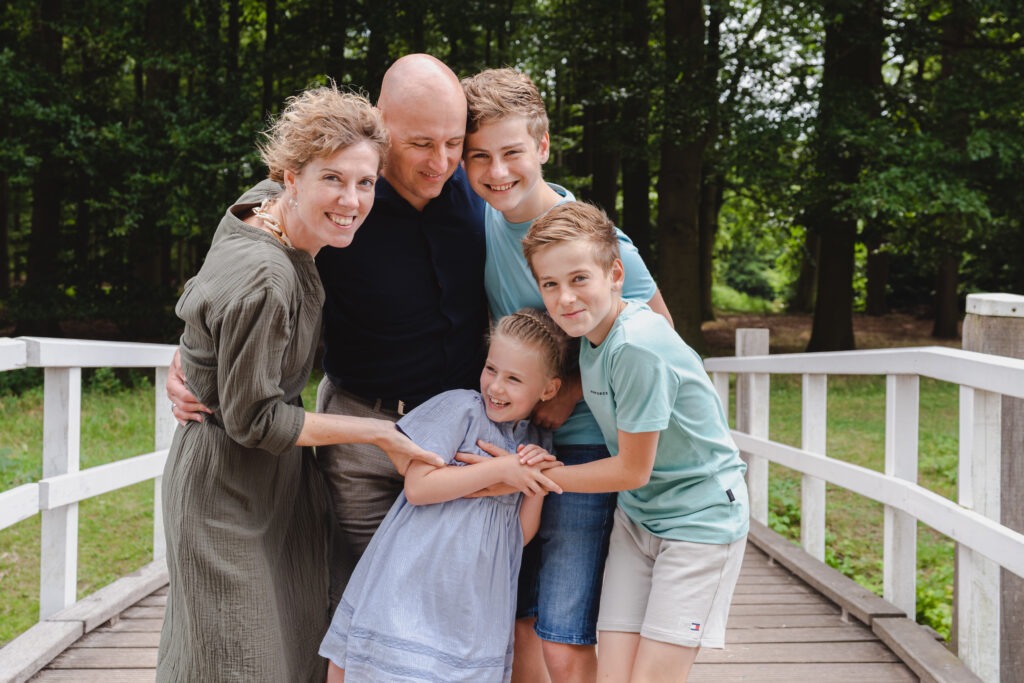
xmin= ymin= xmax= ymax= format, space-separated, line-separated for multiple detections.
xmin=252 ymin=197 xmax=293 ymax=248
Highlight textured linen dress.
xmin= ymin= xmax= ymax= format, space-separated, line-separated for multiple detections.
xmin=319 ymin=389 xmax=551 ymax=683
xmin=157 ymin=181 xmax=332 ymax=683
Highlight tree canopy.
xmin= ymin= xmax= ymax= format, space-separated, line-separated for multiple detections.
xmin=1 ymin=0 xmax=1021 ymax=350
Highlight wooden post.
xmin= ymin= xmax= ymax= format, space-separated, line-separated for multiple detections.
xmin=962 ymin=292 xmax=1024 ymax=683
xmin=39 ymin=366 xmax=81 ymax=619
xmin=153 ymin=367 xmax=174 ymax=561
xmin=883 ymin=374 xmax=919 ymax=618
xmin=801 ymin=374 xmax=827 ymax=560
xmin=736 ymin=329 xmax=770 ymax=524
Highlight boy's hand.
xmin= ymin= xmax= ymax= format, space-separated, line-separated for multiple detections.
xmin=530 ymin=373 xmax=582 ymax=430
xmin=494 ymin=453 xmax=563 ymax=496
xmin=517 ymin=444 xmax=562 ymax=469
xmin=167 ymin=348 xmax=213 ymax=426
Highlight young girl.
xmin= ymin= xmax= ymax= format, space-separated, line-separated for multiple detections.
xmin=319 ymin=309 xmax=569 ymax=683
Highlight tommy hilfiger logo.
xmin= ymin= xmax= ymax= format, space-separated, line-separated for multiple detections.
xmin=689 ymin=622 xmax=701 ymax=633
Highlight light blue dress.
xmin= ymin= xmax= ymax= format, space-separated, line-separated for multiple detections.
xmin=319 ymin=389 xmax=552 ymax=682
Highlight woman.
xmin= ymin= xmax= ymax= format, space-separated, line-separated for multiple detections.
xmin=156 ymin=86 xmax=442 ymax=683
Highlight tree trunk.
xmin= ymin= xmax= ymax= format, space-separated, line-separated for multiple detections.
xmin=620 ymin=0 xmax=652 ymax=265
xmin=0 ymin=171 xmax=9 ymax=299
xmin=18 ymin=0 xmax=64 ymax=336
xmin=657 ymin=0 xmax=707 ymax=351
xmin=932 ymin=249 xmax=960 ymax=338
xmin=699 ymin=171 xmax=723 ymax=322
xmin=865 ymin=228 xmax=889 ymax=316
xmin=586 ymin=103 xmax=620 ymax=224
xmin=808 ymin=220 xmax=856 ymax=351
xmin=262 ymin=0 xmax=276 ymax=117
xmin=806 ymin=0 xmax=883 ymax=351
xmin=327 ymin=0 xmax=347 ymax=80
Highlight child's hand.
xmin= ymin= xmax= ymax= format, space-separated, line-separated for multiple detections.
xmin=495 ymin=453 xmax=563 ymax=496
xmin=517 ymin=444 xmax=562 ymax=470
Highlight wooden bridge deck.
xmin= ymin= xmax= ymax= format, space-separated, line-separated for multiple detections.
xmin=26 ymin=533 xmax=938 ymax=683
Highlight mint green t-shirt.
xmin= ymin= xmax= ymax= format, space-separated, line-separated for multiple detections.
xmin=483 ymin=183 xmax=657 ymax=446
xmin=579 ymin=301 xmax=749 ymax=544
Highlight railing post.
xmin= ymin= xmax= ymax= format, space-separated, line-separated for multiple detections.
xmin=957 ymin=386 xmax=1001 ymax=682
xmin=962 ymin=291 xmax=1024 ymax=682
xmin=883 ymin=374 xmax=919 ymax=619
xmin=801 ymin=374 xmax=827 ymax=560
xmin=153 ymin=367 xmax=174 ymax=561
xmin=39 ymin=366 xmax=82 ymax=619
xmin=735 ymin=329 xmax=769 ymax=524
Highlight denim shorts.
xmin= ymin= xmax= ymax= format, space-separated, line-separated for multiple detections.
xmin=517 ymin=444 xmax=617 ymax=645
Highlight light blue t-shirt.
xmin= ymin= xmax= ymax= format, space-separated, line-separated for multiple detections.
xmin=483 ymin=183 xmax=657 ymax=446
xmin=579 ymin=300 xmax=749 ymax=544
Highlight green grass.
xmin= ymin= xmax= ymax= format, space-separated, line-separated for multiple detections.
xmin=0 ymin=367 xmax=959 ymax=645
xmin=757 ymin=374 xmax=957 ymax=639
xmin=0 ymin=369 xmax=323 ymax=646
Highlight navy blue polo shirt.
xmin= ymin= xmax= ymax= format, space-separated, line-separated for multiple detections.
xmin=316 ymin=166 xmax=488 ymax=407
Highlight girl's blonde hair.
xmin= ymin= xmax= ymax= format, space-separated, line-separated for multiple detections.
xmin=491 ymin=308 xmax=570 ymax=379
xmin=259 ymin=84 xmax=389 ymax=183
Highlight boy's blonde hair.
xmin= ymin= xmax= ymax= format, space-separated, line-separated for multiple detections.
xmin=259 ymin=84 xmax=389 ymax=183
xmin=522 ymin=202 xmax=620 ymax=273
xmin=462 ymin=68 xmax=549 ymax=145
xmin=491 ymin=308 xmax=570 ymax=379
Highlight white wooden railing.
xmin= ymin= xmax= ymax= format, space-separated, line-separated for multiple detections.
xmin=0 ymin=336 xmax=176 ymax=622
xmin=705 ymin=334 xmax=1024 ymax=683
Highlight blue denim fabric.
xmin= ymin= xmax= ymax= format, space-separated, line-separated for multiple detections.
xmin=516 ymin=444 xmax=617 ymax=645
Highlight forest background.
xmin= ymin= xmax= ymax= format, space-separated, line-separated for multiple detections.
xmin=0 ymin=0 xmax=1022 ymax=354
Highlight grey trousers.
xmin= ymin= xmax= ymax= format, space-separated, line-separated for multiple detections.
xmin=316 ymin=376 xmax=405 ymax=602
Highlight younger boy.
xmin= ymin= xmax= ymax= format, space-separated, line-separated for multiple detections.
xmin=516 ymin=201 xmax=750 ymax=682
xmin=460 ymin=68 xmax=673 ymax=682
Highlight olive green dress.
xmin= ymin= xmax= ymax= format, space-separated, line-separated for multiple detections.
xmin=157 ymin=181 xmax=331 ymax=682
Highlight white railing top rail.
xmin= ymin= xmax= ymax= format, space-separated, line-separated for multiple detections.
xmin=18 ymin=336 xmax=177 ymax=368
xmin=704 ymin=345 xmax=1024 ymax=399
xmin=0 ymin=337 xmax=27 ymax=372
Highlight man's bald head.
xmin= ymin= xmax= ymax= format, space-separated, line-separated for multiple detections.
xmin=376 ymin=54 xmax=468 ymax=211
xmin=378 ymin=54 xmax=464 ymax=114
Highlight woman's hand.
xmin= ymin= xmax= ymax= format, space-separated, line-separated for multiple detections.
xmin=167 ymin=349 xmax=213 ymax=426
xmin=372 ymin=422 xmax=445 ymax=474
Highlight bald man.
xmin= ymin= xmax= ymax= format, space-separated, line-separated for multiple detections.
xmin=313 ymin=54 xmax=489 ymax=586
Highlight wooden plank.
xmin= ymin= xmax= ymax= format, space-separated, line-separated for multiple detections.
xmin=93 ymin=619 xmax=163 ymax=634
xmin=873 ymin=616 xmax=983 ymax=683
xmin=30 ymin=670 xmax=155 ymax=682
xmin=52 ymin=562 xmax=167 ymax=632
xmin=733 ymin=581 xmax=813 ymax=595
xmin=747 ymin=520 xmax=906 ymax=624
xmin=0 ymin=483 xmax=40 ymax=531
xmin=74 ymin=632 xmax=160 ymax=649
xmin=727 ymin=613 xmax=862 ymax=629
xmin=688 ymin=662 xmax=918 ymax=682
xmin=118 ymin=607 xmax=164 ymax=620
xmin=729 ymin=603 xmax=839 ymax=616
xmin=730 ymin=591 xmax=825 ymax=605
xmin=696 ymin=641 xmax=900 ymax=664
xmin=134 ymin=595 xmax=166 ymax=608
xmin=49 ymin=648 xmax=157 ymax=669
xmin=0 ymin=621 xmax=83 ymax=683
xmin=725 ymin=625 xmax=878 ymax=643
xmin=39 ymin=452 xmax=167 ymax=510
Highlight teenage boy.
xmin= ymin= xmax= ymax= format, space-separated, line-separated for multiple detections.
xmin=508 ymin=201 xmax=749 ymax=683
xmin=460 ymin=68 xmax=672 ymax=683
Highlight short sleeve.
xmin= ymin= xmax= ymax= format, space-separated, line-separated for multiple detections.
xmin=609 ymin=343 xmax=677 ymax=434
xmin=616 ymin=228 xmax=657 ymax=304
xmin=396 ymin=390 xmax=483 ymax=464
xmin=211 ymin=285 xmax=305 ymax=454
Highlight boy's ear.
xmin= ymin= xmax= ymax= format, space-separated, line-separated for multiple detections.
xmin=538 ymin=132 xmax=551 ymax=164
xmin=540 ymin=376 xmax=561 ymax=402
xmin=611 ymin=258 xmax=625 ymax=291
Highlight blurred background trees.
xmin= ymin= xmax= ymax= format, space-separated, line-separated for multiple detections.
xmin=1 ymin=0 xmax=1021 ymax=350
